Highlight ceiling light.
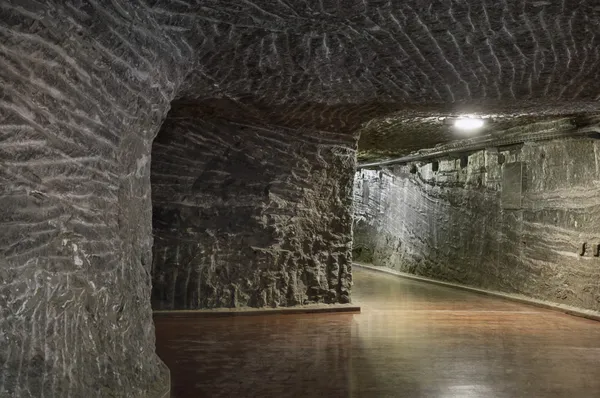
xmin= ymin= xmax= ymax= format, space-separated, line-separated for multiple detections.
xmin=454 ymin=118 xmax=485 ymax=131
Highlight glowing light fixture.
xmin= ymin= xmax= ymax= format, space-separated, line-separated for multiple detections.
xmin=454 ymin=118 xmax=485 ymax=131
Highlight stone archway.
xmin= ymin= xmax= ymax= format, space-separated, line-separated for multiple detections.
xmin=0 ymin=3 xmax=190 ymax=396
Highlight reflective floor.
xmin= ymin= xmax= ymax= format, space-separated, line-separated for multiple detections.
xmin=154 ymin=267 xmax=600 ymax=397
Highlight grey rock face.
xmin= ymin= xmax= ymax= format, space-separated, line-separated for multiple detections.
xmin=179 ymin=0 xmax=600 ymax=109
xmin=151 ymin=103 xmax=356 ymax=309
xmin=354 ymin=138 xmax=600 ymax=312
xmin=0 ymin=2 xmax=191 ymax=397
xmin=2 ymin=0 xmax=600 ymax=396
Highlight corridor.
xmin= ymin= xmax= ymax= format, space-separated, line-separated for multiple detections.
xmin=154 ymin=267 xmax=600 ymax=397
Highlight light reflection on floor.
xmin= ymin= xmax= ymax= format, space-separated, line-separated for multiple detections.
xmin=154 ymin=267 xmax=600 ymax=397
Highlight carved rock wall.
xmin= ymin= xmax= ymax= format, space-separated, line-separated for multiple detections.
xmin=354 ymin=138 xmax=600 ymax=312
xmin=0 ymin=2 xmax=195 ymax=396
xmin=151 ymin=105 xmax=356 ymax=309
xmin=2 ymin=0 xmax=600 ymax=396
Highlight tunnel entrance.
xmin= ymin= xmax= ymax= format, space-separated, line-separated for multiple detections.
xmin=351 ymin=130 xmax=600 ymax=314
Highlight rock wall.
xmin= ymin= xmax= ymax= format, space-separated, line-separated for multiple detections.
xmin=354 ymin=138 xmax=600 ymax=312
xmin=151 ymin=105 xmax=356 ymax=309
xmin=0 ymin=2 xmax=196 ymax=397
xmin=2 ymin=0 xmax=600 ymax=396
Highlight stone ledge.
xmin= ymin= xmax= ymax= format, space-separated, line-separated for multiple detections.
xmin=153 ymin=303 xmax=361 ymax=318
xmin=159 ymin=386 xmax=170 ymax=398
xmin=158 ymin=377 xmax=170 ymax=398
xmin=148 ymin=367 xmax=170 ymax=398
xmin=354 ymin=262 xmax=600 ymax=323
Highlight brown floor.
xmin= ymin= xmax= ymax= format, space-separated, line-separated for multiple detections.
xmin=154 ymin=267 xmax=600 ymax=398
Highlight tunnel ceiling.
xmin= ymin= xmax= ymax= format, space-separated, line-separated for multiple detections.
xmin=168 ymin=0 xmax=600 ymax=160
xmin=356 ymin=112 xmax=599 ymax=161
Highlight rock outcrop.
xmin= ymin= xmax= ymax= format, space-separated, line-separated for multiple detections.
xmin=151 ymin=102 xmax=355 ymax=309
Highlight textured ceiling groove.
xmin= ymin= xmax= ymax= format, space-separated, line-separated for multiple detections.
xmin=164 ymin=0 xmax=600 ymax=159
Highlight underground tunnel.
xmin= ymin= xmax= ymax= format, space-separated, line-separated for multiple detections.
xmin=1 ymin=1 xmax=600 ymax=397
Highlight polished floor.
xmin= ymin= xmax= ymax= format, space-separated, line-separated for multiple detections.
xmin=154 ymin=267 xmax=600 ymax=397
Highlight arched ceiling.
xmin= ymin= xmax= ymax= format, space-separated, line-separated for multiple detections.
xmin=163 ymin=0 xmax=600 ymax=158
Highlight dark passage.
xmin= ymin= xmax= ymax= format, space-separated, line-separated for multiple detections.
xmin=155 ymin=267 xmax=600 ymax=397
